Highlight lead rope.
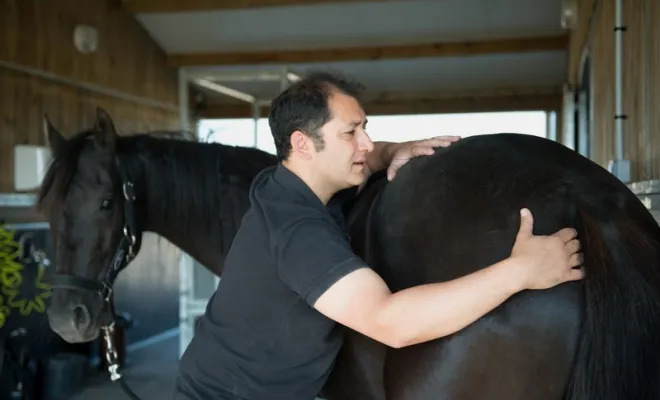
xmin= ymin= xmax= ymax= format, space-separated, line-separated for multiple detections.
xmin=101 ymin=156 xmax=142 ymax=400
xmin=102 ymin=323 xmax=141 ymax=400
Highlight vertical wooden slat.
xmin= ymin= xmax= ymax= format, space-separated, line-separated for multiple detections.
xmin=567 ymin=0 xmax=598 ymax=85
xmin=590 ymin=0 xmax=612 ymax=171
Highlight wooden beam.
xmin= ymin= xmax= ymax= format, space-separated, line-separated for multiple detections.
xmin=123 ymin=0 xmax=389 ymax=13
xmin=366 ymin=93 xmax=562 ymax=115
xmin=167 ymin=35 xmax=569 ymax=67
xmin=196 ymin=92 xmax=563 ymax=119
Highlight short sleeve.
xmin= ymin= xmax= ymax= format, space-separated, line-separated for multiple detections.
xmin=277 ymin=218 xmax=367 ymax=305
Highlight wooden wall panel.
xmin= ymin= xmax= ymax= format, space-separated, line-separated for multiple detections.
xmin=0 ymin=0 xmax=182 ymax=193
xmin=565 ymin=0 xmax=660 ymax=181
xmin=0 ymin=0 xmax=177 ymax=103
xmin=589 ymin=0 xmax=614 ymax=174
xmin=567 ymin=0 xmax=598 ymax=85
xmin=0 ymin=68 xmax=181 ymax=191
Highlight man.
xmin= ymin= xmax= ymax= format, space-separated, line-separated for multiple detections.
xmin=174 ymin=72 xmax=583 ymax=400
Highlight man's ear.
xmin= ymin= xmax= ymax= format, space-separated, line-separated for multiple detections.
xmin=289 ymin=130 xmax=313 ymax=159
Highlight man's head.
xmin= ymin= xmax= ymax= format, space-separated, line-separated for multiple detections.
xmin=268 ymin=71 xmax=374 ymax=192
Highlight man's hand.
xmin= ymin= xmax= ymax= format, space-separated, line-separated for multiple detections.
xmin=510 ymin=208 xmax=585 ymax=290
xmin=387 ymin=135 xmax=460 ymax=181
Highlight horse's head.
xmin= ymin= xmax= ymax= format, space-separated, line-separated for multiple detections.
xmin=39 ymin=108 xmax=140 ymax=343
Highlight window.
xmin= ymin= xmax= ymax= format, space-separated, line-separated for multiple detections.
xmin=198 ymin=111 xmax=548 ymax=151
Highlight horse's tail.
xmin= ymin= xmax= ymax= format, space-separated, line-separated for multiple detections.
xmin=565 ymin=187 xmax=660 ymax=400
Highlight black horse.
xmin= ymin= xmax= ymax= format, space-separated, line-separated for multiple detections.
xmin=37 ymin=109 xmax=660 ymax=400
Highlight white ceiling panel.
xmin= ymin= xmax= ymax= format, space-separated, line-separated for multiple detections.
xmin=136 ymin=0 xmax=565 ymax=53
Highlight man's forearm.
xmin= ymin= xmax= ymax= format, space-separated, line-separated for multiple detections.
xmin=376 ymin=257 xmax=525 ymax=348
xmin=366 ymin=141 xmax=402 ymax=173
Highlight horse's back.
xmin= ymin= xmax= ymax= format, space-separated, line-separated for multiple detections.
xmin=374 ymin=133 xmax=591 ymax=287
xmin=331 ymin=133 xmax=660 ymax=400
xmin=370 ymin=134 xmax=595 ymax=399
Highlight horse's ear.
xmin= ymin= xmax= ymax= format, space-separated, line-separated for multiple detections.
xmin=92 ymin=107 xmax=117 ymax=151
xmin=43 ymin=114 xmax=66 ymax=156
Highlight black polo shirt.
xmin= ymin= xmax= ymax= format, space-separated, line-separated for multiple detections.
xmin=174 ymin=164 xmax=368 ymax=400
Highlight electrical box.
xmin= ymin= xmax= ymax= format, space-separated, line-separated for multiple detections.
xmin=14 ymin=145 xmax=52 ymax=192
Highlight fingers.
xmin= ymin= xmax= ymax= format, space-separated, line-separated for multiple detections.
xmin=516 ymin=208 xmax=534 ymax=238
xmin=565 ymin=238 xmax=580 ymax=255
xmin=425 ymin=138 xmax=458 ymax=148
xmin=387 ymin=168 xmax=396 ymax=181
xmin=567 ymin=266 xmax=585 ymax=281
xmin=388 ymin=135 xmax=460 ymax=180
xmin=431 ymin=135 xmax=461 ymax=142
xmin=555 ymin=227 xmax=578 ymax=243
xmin=410 ymin=145 xmax=435 ymax=157
xmin=387 ymin=163 xmax=401 ymax=181
xmin=414 ymin=136 xmax=460 ymax=149
xmin=568 ymin=251 xmax=583 ymax=268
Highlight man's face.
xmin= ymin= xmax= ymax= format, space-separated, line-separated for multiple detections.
xmin=313 ymin=91 xmax=374 ymax=189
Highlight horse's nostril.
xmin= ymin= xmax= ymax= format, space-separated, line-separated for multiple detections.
xmin=72 ymin=305 xmax=91 ymax=331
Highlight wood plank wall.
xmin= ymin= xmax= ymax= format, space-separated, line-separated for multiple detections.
xmin=565 ymin=0 xmax=660 ymax=181
xmin=0 ymin=0 xmax=183 ymax=192
xmin=0 ymin=0 xmax=187 ymax=346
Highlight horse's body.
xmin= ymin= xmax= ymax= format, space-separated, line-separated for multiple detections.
xmin=38 ymin=110 xmax=660 ymax=400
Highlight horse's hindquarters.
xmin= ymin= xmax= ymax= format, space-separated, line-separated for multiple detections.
xmin=383 ymin=282 xmax=583 ymax=400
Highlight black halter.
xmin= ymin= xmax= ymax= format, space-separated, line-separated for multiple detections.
xmin=47 ymin=155 xmax=142 ymax=313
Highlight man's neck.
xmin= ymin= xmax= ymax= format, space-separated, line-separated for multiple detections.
xmin=281 ymin=159 xmax=337 ymax=205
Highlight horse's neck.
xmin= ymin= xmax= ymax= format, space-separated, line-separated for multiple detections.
xmin=123 ymin=137 xmax=276 ymax=275
xmin=345 ymin=171 xmax=390 ymax=269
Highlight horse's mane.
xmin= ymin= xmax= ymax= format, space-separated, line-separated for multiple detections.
xmin=116 ymin=132 xmax=277 ymax=239
xmin=36 ymin=129 xmax=279 ymax=234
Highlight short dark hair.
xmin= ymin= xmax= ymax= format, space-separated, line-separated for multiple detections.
xmin=268 ymin=71 xmax=365 ymax=161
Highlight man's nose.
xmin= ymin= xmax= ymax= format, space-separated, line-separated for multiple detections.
xmin=359 ymin=132 xmax=374 ymax=152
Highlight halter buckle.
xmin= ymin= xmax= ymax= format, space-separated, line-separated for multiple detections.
xmin=102 ymin=281 xmax=113 ymax=302
xmin=123 ymin=226 xmax=136 ymax=246
xmin=123 ymin=181 xmax=135 ymax=201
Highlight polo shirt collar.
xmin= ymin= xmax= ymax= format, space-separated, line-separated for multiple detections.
xmin=273 ymin=163 xmax=327 ymax=212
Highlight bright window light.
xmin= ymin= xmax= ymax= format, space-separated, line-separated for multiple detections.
xmin=198 ymin=111 xmax=549 ymax=154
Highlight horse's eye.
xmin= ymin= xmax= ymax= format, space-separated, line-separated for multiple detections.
xmin=101 ymin=198 xmax=113 ymax=210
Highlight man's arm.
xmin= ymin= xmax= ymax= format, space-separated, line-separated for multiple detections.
xmin=312 ymin=209 xmax=584 ymax=348
xmin=313 ymin=259 xmax=522 ymax=348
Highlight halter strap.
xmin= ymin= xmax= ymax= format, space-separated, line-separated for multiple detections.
xmin=47 ymin=154 xmax=143 ymax=319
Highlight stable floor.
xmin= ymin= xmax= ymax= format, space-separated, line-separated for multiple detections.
xmin=64 ymin=332 xmax=326 ymax=400
xmin=68 ymin=334 xmax=180 ymax=400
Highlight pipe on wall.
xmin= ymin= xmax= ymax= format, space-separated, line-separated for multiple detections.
xmin=614 ymin=0 xmax=624 ymax=161
xmin=607 ymin=0 xmax=631 ymax=183
xmin=643 ymin=0 xmax=651 ymax=179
